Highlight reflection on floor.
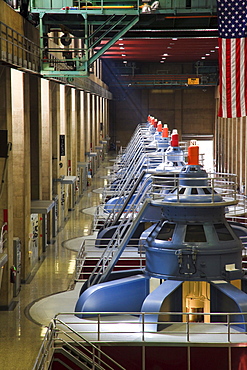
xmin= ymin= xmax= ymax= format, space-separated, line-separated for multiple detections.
xmin=0 ymin=155 xmax=113 ymax=370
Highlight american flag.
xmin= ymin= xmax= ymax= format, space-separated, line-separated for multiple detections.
xmin=217 ymin=0 xmax=247 ymax=118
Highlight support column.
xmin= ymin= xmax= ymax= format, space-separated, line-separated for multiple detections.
xmin=91 ymin=94 xmax=96 ymax=152
xmin=87 ymin=93 xmax=92 ymax=153
xmin=99 ymin=96 xmax=103 ymax=143
xmin=78 ymin=90 xmax=86 ymax=163
xmin=0 ymin=66 xmax=14 ymax=308
xmin=59 ymin=84 xmax=69 ymax=223
xmin=41 ymin=79 xmax=52 ymax=200
xmin=12 ymin=69 xmax=31 ymax=282
xmin=71 ymin=88 xmax=77 ymax=176
xmin=30 ymin=75 xmax=42 ymax=200
xmin=41 ymin=79 xmax=53 ymax=245
xmin=51 ymin=81 xmax=60 ymax=235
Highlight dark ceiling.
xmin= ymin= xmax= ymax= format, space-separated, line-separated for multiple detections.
xmin=93 ymin=12 xmax=219 ymax=65
xmin=96 ymin=37 xmax=219 ymax=63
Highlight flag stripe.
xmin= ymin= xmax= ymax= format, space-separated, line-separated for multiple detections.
xmin=218 ymin=38 xmax=247 ymax=118
xmin=218 ymin=38 xmax=223 ymax=117
xmin=242 ymin=38 xmax=247 ymax=116
xmin=232 ymin=38 xmax=238 ymax=118
xmin=225 ymin=39 xmax=232 ymax=118
xmin=236 ymin=38 xmax=241 ymax=118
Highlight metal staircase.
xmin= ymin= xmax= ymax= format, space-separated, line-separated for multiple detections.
xmin=87 ymin=198 xmax=152 ymax=287
xmin=88 ymin=171 xmax=176 ymax=287
xmin=26 ymin=0 xmax=217 ymax=78
xmin=33 ymin=317 xmax=126 ymax=369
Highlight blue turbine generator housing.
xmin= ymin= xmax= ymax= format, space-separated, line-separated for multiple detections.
xmin=143 ymin=164 xmax=244 ymax=282
xmin=76 ymin=131 xmax=247 ymax=333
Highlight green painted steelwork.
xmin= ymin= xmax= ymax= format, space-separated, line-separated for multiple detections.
xmin=30 ymin=0 xmax=217 ymax=78
xmin=39 ymin=12 xmax=140 ymax=77
xmin=88 ymin=16 xmax=139 ymax=65
xmin=30 ymin=0 xmax=216 ymax=14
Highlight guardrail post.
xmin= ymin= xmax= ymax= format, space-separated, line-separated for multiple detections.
xmin=142 ymin=344 xmax=145 ymax=370
xmin=186 ymin=314 xmax=190 ymax=342
xmin=97 ymin=314 xmax=100 ymax=341
xmin=141 ymin=313 xmax=145 ymax=342
xmin=227 ymin=314 xmax=231 ymax=343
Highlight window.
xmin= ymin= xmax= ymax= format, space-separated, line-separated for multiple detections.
xmin=191 ymin=188 xmax=198 ymax=194
xmin=185 ymin=225 xmax=206 ymax=242
xmin=156 ymin=222 xmax=175 ymax=240
xmin=214 ymin=224 xmax=234 ymax=241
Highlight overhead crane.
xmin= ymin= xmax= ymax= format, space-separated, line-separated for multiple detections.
xmin=26 ymin=0 xmax=218 ymax=79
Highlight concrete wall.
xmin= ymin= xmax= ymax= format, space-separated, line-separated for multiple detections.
xmin=111 ymin=87 xmax=216 ymax=147
xmin=0 ymin=3 xmax=111 ymax=307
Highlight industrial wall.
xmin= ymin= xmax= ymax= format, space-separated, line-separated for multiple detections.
xmin=103 ymin=60 xmax=216 ymax=148
xmin=110 ymin=87 xmax=216 ymax=147
xmin=0 ymin=2 xmax=110 ymax=310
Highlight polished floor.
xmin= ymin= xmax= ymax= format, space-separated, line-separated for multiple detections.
xmin=0 ymin=156 xmax=112 ymax=370
xmin=2 ymin=151 xmax=247 ymax=370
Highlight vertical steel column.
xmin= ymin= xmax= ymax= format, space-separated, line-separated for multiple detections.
xmin=39 ymin=12 xmax=46 ymax=73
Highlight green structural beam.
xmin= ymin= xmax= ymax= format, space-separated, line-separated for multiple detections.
xmin=88 ymin=15 xmax=139 ymax=66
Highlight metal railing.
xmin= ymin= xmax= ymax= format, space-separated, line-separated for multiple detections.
xmin=30 ymin=0 xmax=216 ymax=11
xmin=53 ymin=311 xmax=247 ymax=344
xmin=33 ymin=317 xmax=126 ymax=370
xmin=86 ymin=170 xmax=243 ymax=289
xmin=0 ymin=21 xmax=40 ymax=72
xmin=75 ymin=238 xmax=145 ymax=281
xmin=34 ymin=309 xmax=247 ymax=369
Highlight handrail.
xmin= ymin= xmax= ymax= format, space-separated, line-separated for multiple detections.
xmin=33 ymin=317 xmax=126 ymax=370
xmin=52 ymin=311 xmax=247 ymax=344
xmin=0 ymin=21 xmax=40 ymax=72
xmin=75 ymin=238 xmax=145 ymax=281
xmin=32 ymin=320 xmax=57 ymax=370
xmin=34 ymin=309 xmax=247 ymax=369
